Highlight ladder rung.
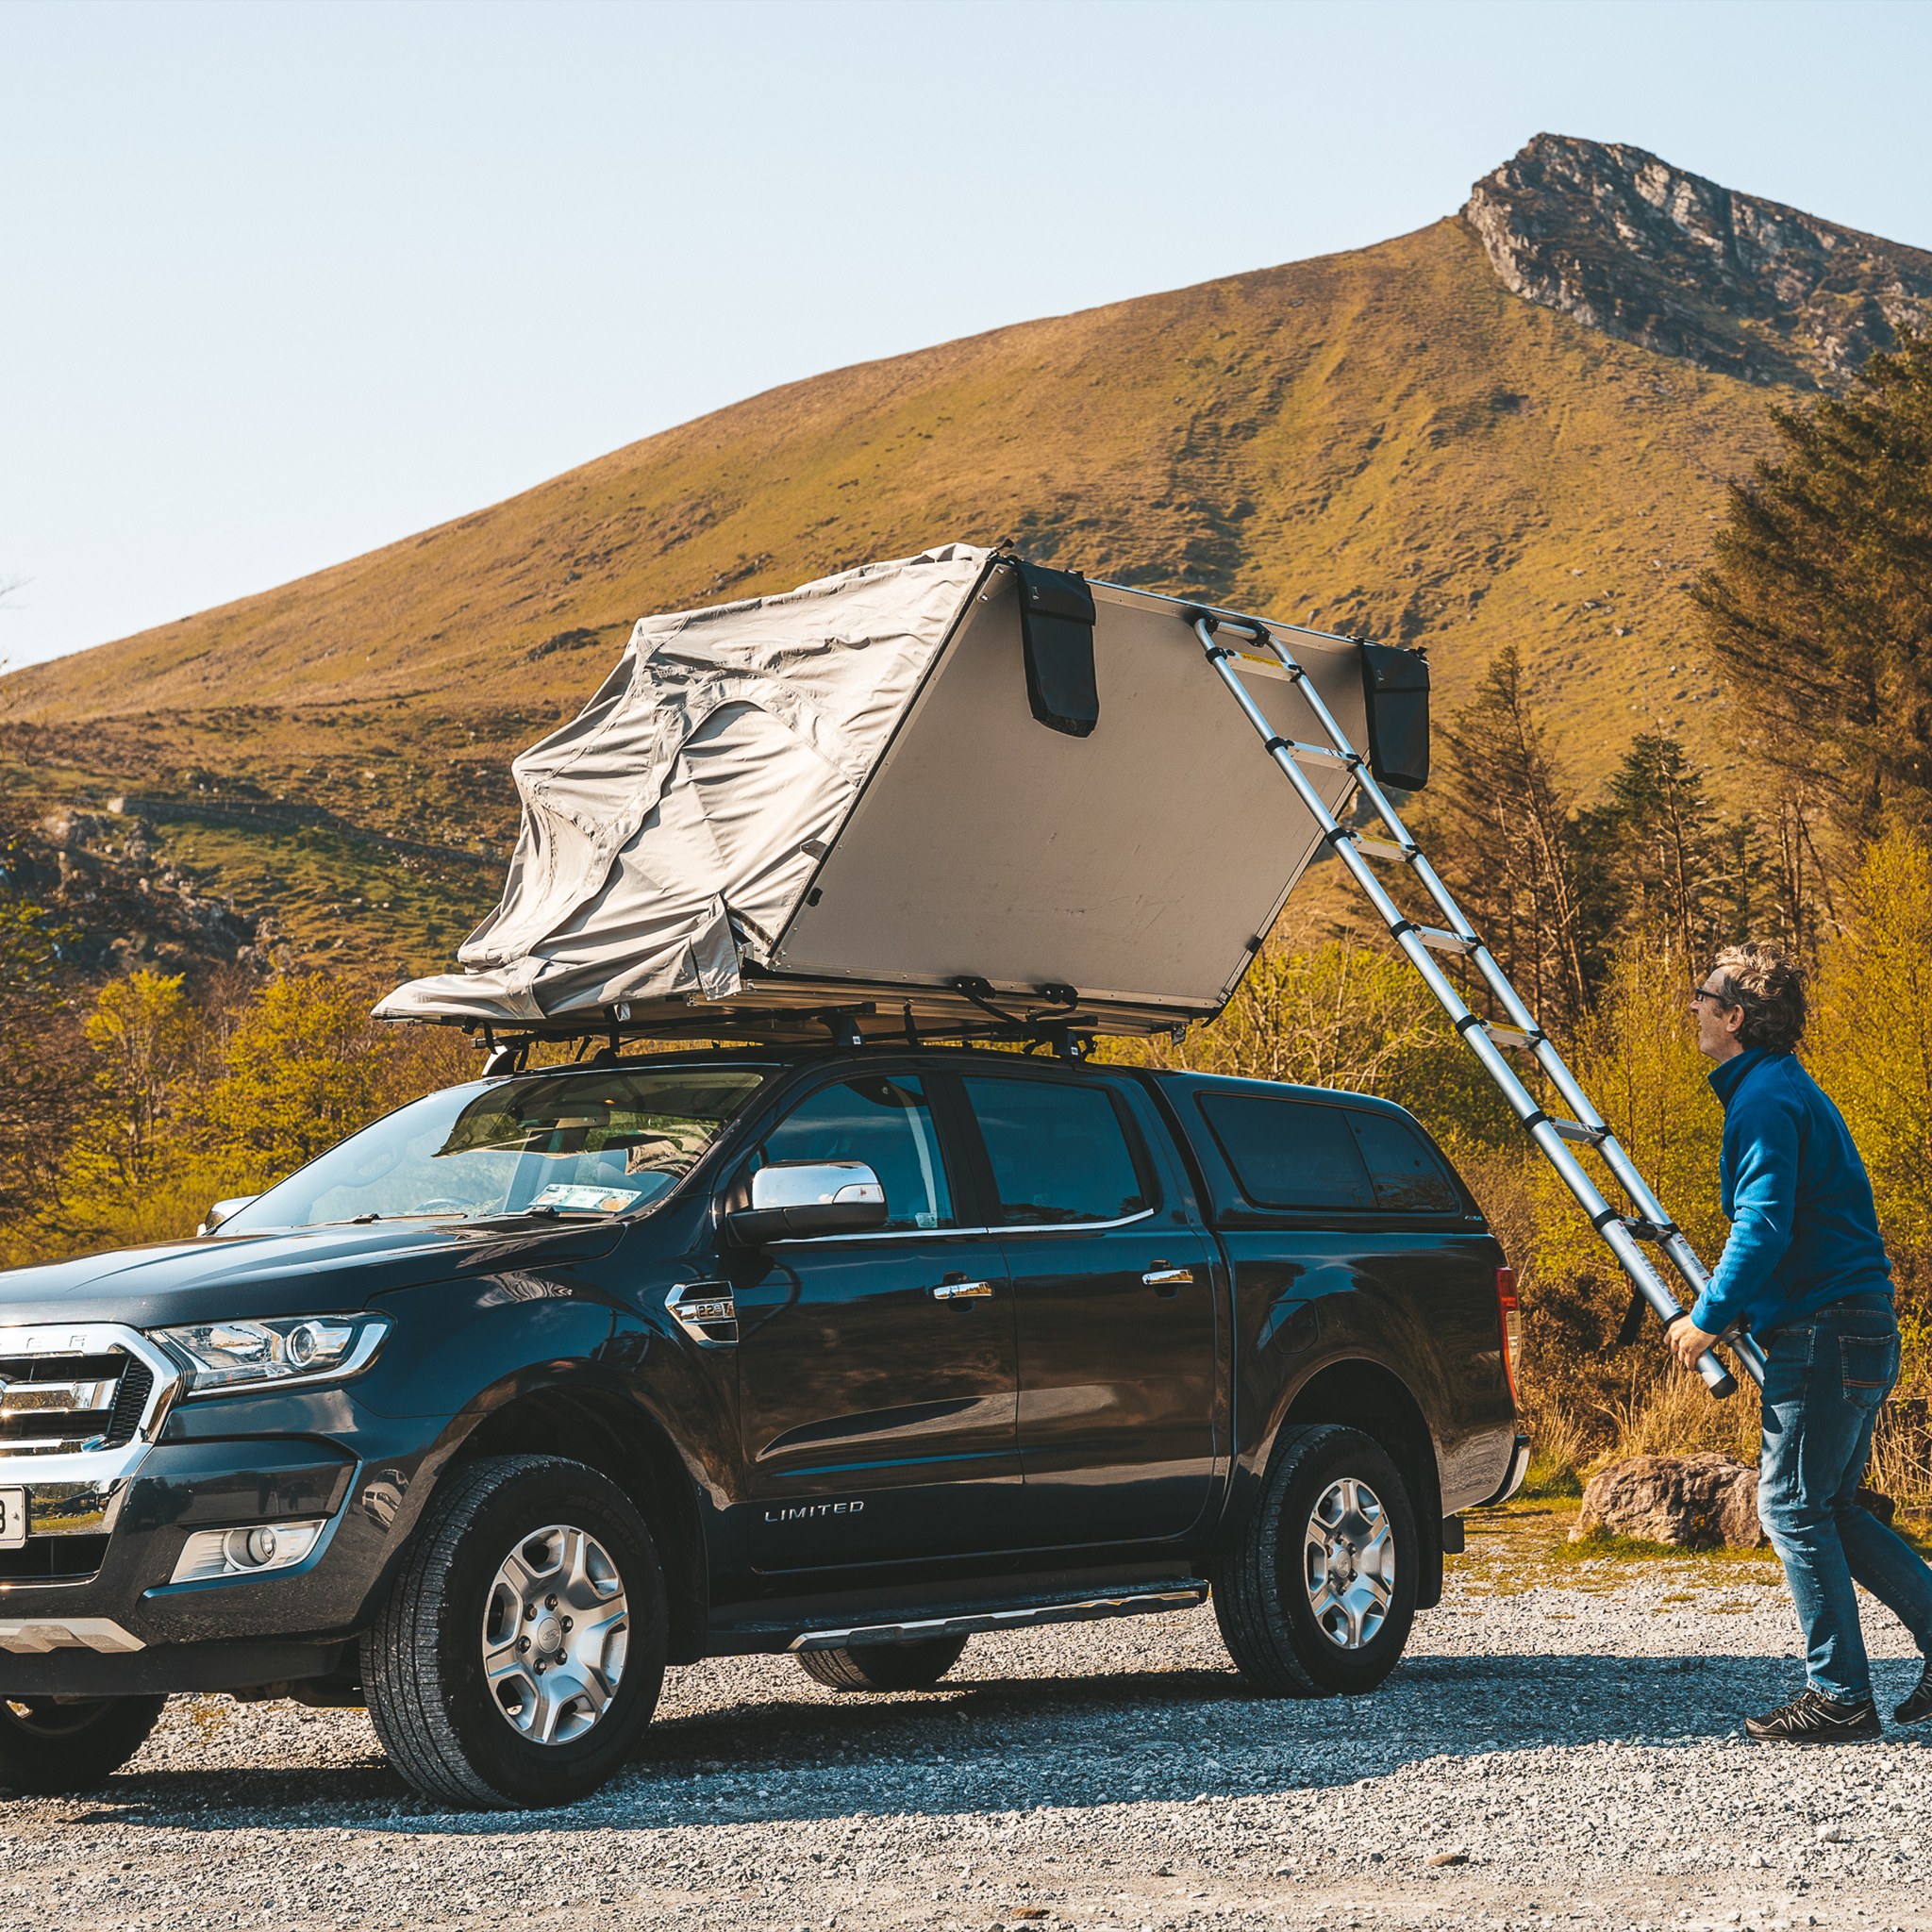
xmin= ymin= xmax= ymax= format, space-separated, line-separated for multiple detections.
xmin=1484 ymin=1024 xmax=1536 ymax=1050
xmin=1415 ymin=927 xmax=1478 ymax=957
xmin=1355 ymin=837 xmax=1415 ymax=862
xmin=1268 ymin=740 xmax=1354 ymax=770
xmin=1550 ymin=1119 xmax=1609 ymax=1146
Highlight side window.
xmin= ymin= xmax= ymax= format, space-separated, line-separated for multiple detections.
xmin=961 ymin=1077 xmax=1152 ymax=1226
xmin=758 ymin=1075 xmax=955 ymax=1232
xmin=1346 ymin=1111 xmax=1460 ymax=1214
xmin=1196 ymin=1093 xmax=1374 ymax=1211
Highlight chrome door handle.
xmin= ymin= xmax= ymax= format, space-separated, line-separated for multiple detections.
xmin=1143 ymin=1267 xmax=1194 ymax=1291
xmin=931 ymin=1279 xmax=995 ymax=1301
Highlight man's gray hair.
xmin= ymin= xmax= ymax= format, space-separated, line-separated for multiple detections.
xmin=1709 ymin=941 xmax=1807 ymax=1052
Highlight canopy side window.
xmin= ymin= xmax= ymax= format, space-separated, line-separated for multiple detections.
xmin=1344 ymin=1109 xmax=1461 ymax=1214
xmin=1196 ymin=1091 xmax=1374 ymax=1212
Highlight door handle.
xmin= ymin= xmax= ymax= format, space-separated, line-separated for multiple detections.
xmin=932 ymin=1278 xmax=995 ymax=1301
xmin=1143 ymin=1265 xmax=1194 ymax=1296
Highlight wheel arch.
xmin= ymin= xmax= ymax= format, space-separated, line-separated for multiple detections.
xmin=1266 ymin=1355 xmax=1447 ymax=1611
xmin=452 ymin=1388 xmax=708 ymax=1664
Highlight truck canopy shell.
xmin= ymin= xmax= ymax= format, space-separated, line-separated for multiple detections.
xmin=375 ymin=543 xmax=1425 ymax=1043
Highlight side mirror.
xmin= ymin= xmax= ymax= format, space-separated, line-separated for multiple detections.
xmin=727 ymin=1161 xmax=888 ymax=1244
xmin=198 ymin=1194 xmax=260 ymax=1236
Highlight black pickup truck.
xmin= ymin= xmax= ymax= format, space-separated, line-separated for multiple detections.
xmin=0 ymin=1045 xmax=1526 ymax=1808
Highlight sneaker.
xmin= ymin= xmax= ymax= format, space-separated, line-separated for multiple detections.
xmin=1746 ymin=1688 xmax=1882 ymax=1744
xmin=1895 ymin=1659 xmax=1932 ymax=1725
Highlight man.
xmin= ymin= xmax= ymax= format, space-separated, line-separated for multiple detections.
xmin=1671 ymin=941 xmax=1932 ymax=1742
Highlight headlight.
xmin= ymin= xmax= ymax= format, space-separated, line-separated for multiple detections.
xmin=151 ymin=1312 xmax=391 ymax=1395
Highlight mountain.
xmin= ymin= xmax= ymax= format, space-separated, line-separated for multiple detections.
xmin=3 ymin=135 xmax=1924 ymax=981
xmin=1464 ymin=134 xmax=1932 ymax=391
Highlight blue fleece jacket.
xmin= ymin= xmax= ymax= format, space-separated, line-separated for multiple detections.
xmin=1689 ymin=1047 xmax=1892 ymax=1338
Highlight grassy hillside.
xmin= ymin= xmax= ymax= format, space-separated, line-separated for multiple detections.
xmin=0 ymin=213 xmax=1793 ymax=977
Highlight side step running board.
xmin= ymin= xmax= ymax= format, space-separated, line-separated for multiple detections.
xmin=787 ymin=1580 xmax=1209 ymax=1653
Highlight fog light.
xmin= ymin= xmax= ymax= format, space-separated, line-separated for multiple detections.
xmin=231 ymin=1525 xmax=279 ymax=1568
xmin=171 ymin=1518 xmax=326 ymax=1584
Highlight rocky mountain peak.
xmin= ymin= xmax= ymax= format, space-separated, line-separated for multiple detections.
xmin=1463 ymin=133 xmax=1932 ymax=390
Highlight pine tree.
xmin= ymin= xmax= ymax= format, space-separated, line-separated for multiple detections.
xmin=1409 ymin=644 xmax=1595 ymax=1037
xmin=1592 ymin=733 xmax=1743 ymax=964
xmin=1690 ymin=327 xmax=1932 ymax=851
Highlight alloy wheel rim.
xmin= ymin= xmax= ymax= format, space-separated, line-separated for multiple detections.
xmin=1302 ymin=1476 xmax=1394 ymax=1650
xmin=480 ymin=1524 xmax=629 ymax=1744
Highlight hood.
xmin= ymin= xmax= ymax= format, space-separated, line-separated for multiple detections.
xmin=0 ymin=1216 xmax=627 ymax=1331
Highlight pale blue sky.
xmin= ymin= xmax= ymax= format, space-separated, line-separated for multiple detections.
xmin=5 ymin=0 xmax=1928 ymax=671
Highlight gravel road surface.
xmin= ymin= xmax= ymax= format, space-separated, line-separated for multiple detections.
xmin=6 ymin=1510 xmax=1928 ymax=1931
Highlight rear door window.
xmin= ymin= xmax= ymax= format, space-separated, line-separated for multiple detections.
xmin=961 ymin=1077 xmax=1153 ymax=1226
xmin=1196 ymin=1093 xmax=1374 ymax=1211
xmin=1345 ymin=1110 xmax=1460 ymax=1213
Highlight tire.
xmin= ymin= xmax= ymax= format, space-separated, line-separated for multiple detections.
xmin=364 ymin=1455 xmax=667 ymax=1808
xmin=795 ymin=1633 xmax=970 ymax=1692
xmin=0 ymin=1694 xmax=167 ymax=1793
xmin=1214 ymin=1424 xmax=1419 ymax=1699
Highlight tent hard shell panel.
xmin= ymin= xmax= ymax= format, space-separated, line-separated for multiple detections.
xmin=770 ymin=572 xmax=1367 ymax=1008
xmin=375 ymin=544 xmax=1426 ymax=1044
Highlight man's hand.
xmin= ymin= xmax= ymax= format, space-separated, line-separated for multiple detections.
xmin=1669 ymin=1317 xmax=1724 ymax=1372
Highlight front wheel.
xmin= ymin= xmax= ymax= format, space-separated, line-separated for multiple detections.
xmin=795 ymin=1633 xmax=970 ymax=1692
xmin=0 ymin=1694 xmax=167 ymax=1793
xmin=364 ymin=1456 xmax=667 ymax=1808
xmin=1213 ymin=1424 xmax=1418 ymax=1698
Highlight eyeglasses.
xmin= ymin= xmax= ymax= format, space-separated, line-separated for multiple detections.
xmin=1689 ymin=986 xmax=1735 ymax=1008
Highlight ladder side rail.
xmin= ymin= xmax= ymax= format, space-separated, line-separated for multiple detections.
xmin=1194 ymin=626 xmax=1740 ymax=1396
xmin=1236 ymin=618 xmax=1770 ymax=1384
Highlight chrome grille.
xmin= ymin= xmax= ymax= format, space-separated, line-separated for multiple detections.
xmin=0 ymin=1332 xmax=175 ymax=1458
xmin=105 ymin=1358 xmax=153 ymax=1445
xmin=0 ymin=1352 xmax=125 ymax=1447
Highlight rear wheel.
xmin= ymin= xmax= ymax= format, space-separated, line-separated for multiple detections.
xmin=365 ymin=1455 xmax=667 ymax=1808
xmin=1214 ymin=1424 xmax=1418 ymax=1698
xmin=796 ymin=1633 xmax=970 ymax=1692
xmin=0 ymin=1694 xmax=167 ymax=1793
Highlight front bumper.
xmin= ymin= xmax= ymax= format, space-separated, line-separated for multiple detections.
xmin=0 ymin=1324 xmax=450 ymax=1694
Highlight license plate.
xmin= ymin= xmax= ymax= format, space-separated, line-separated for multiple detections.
xmin=0 ymin=1488 xmax=25 ymax=1549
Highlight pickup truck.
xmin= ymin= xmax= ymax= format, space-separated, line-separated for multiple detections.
xmin=0 ymin=1044 xmax=1526 ymax=1808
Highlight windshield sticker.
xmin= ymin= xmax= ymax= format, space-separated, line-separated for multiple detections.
xmin=528 ymin=1183 xmax=643 ymax=1212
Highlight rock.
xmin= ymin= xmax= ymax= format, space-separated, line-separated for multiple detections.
xmin=1463 ymin=134 xmax=1932 ymax=391
xmin=1571 ymin=1454 xmax=1765 ymax=1549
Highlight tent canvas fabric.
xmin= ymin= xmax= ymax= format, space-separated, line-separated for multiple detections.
xmin=377 ymin=544 xmax=994 ymax=1025
xmin=376 ymin=541 xmax=1411 ymax=1039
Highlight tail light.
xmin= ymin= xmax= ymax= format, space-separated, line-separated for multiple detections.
xmin=1495 ymin=1266 xmax=1522 ymax=1406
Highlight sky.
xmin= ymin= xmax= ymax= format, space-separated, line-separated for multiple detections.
xmin=5 ymin=0 xmax=1930 ymax=672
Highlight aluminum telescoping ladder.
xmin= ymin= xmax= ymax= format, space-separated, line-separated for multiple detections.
xmin=1189 ymin=609 xmax=1768 ymax=1397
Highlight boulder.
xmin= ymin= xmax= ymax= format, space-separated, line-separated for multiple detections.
xmin=1568 ymin=1453 xmax=1901 ymax=1545
xmin=1571 ymin=1454 xmax=1765 ymax=1549
xmin=1572 ymin=1454 xmax=1898 ymax=1548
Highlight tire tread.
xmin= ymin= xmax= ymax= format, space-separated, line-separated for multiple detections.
xmin=365 ymin=1454 xmax=663 ymax=1808
xmin=1214 ymin=1422 xmax=1418 ymax=1700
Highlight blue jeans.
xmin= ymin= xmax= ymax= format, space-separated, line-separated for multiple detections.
xmin=1757 ymin=1301 xmax=1932 ymax=1704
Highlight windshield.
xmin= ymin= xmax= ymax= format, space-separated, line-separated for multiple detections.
xmin=218 ymin=1065 xmax=773 ymax=1231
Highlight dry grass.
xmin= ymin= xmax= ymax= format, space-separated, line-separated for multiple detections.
xmin=1601 ymin=1366 xmax=1763 ymax=1464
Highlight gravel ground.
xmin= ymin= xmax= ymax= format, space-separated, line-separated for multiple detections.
xmin=6 ymin=1509 xmax=1930 ymax=1931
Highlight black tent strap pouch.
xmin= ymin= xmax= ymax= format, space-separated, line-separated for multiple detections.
xmin=1359 ymin=641 xmax=1430 ymax=791
xmin=1011 ymin=558 xmax=1099 ymax=739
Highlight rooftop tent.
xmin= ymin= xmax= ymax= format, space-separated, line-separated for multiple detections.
xmin=375 ymin=543 xmax=1429 ymax=1043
